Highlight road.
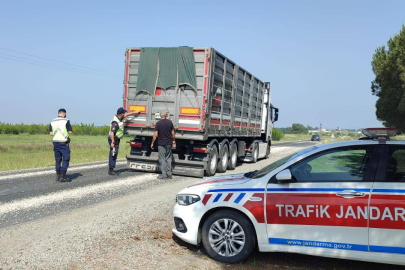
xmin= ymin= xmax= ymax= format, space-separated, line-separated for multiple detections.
xmin=0 ymin=140 xmax=402 ymax=270
xmin=0 ymin=140 xmax=316 ymax=229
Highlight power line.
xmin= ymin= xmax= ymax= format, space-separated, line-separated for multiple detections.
xmin=0 ymin=46 xmax=122 ymax=76
xmin=0 ymin=55 xmax=121 ymax=78
xmin=0 ymin=52 xmax=121 ymax=77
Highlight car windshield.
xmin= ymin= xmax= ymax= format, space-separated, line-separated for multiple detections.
xmin=251 ymin=146 xmax=317 ymax=179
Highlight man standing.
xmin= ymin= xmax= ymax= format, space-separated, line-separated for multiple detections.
xmin=49 ymin=108 xmax=73 ymax=182
xmin=151 ymin=111 xmax=176 ymax=179
xmin=108 ymin=107 xmax=140 ymax=175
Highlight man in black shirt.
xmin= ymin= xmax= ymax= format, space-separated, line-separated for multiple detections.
xmin=151 ymin=111 xmax=176 ymax=179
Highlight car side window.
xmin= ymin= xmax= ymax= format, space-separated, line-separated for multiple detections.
xmin=386 ymin=146 xmax=405 ymax=182
xmin=290 ymin=146 xmax=372 ymax=182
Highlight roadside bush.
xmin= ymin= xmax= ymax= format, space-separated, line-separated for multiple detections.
xmin=272 ymin=128 xmax=284 ymax=141
xmin=3 ymin=125 xmax=19 ymax=134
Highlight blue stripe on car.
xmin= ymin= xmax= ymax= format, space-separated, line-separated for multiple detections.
xmin=234 ymin=193 xmax=246 ymax=204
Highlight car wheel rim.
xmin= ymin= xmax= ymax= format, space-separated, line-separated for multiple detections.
xmin=208 ymin=218 xmax=245 ymax=257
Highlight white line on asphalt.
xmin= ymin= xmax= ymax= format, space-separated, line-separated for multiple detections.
xmin=0 ymin=161 xmax=127 ymax=181
xmin=0 ymin=174 xmax=156 ymax=216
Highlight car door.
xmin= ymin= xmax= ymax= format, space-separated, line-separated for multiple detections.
xmin=369 ymin=144 xmax=405 ymax=263
xmin=266 ymin=145 xmax=378 ymax=255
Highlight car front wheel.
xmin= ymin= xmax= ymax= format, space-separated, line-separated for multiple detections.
xmin=201 ymin=210 xmax=256 ymax=263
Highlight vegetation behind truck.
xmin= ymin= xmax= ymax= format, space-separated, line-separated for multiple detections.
xmin=123 ymin=47 xmax=279 ymax=177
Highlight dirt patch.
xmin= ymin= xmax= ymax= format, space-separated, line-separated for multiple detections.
xmin=150 ymin=228 xmax=173 ymax=240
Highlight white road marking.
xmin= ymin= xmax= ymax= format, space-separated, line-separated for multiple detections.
xmin=0 ymin=161 xmax=127 ymax=181
xmin=0 ymin=173 xmax=156 ymax=216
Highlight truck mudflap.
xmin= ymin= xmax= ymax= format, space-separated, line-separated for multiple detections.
xmin=126 ymin=155 xmax=205 ymax=178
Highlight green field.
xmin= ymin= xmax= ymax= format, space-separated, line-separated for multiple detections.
xmin=0 ymin=134 xmax=130 ymax=171
xmin=275 ymin=134 xmax=312 ymax=142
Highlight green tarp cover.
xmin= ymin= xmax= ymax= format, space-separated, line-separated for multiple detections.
xmin=136 ymin=47 xmax=197 ymax=96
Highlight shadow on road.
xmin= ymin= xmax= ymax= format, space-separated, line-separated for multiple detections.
xmin=113 ymin=168 xmax=139 ymax=175
xmin=66 ymin=173 xmax=83 ymax=181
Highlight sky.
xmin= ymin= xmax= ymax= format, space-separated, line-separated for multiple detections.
xmin=0 ymin=0 xmax=404 ymax=129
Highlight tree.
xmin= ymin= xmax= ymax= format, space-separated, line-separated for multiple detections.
xmin=371 ymin=25 xmax=405 ymax=131
xmin=291 ymin=123 xmax=308 ymax=134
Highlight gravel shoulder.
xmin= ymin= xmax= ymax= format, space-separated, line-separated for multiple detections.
xmin=1 ymin=142 xmax=401 ymax=270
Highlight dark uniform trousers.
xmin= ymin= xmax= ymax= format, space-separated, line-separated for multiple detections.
xmin=158 ymin=145 xmax=173 ymax=177
xmin=108 ymin=136 xmax=120 ymax=169
xmin=53 ymin=142 xmax=70 ymax=172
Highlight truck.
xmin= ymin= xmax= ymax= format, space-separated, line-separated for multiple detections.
xmin=122 ymin=47 xmax=279 ymax=177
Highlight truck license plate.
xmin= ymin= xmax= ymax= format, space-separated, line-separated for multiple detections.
xmin=130 ymin=163 xmax=159 ymax=171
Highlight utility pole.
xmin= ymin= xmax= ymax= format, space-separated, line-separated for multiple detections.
xmin=319 ymin=123 xmax=322 ymax=139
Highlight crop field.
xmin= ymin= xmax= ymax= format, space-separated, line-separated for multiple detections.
xmin=0 ymin=134 xmax=130 ymax=171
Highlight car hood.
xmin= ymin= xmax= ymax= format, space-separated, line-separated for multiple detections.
xmin=187 ymin=173 xmax=251 ymax=188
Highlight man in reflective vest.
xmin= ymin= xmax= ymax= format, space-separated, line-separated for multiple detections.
xmin=49 ymin=108 xmax=73 ymax=182
xmin=108 ymin=107 xmax=140 ymax=175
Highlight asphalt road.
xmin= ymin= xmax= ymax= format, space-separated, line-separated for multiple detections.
xmin=0 ymin=140 xmax=318 ymax=229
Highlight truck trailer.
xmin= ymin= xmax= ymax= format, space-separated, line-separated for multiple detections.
xmin=123 ymin=47 xmax=278 ymax=177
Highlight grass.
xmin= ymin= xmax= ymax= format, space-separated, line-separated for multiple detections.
xmin=0 ymin=134 xmax=131 ymax=171
xmin=275 ymin=134 xmax=312 ymax=142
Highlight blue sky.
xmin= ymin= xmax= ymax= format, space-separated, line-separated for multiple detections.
xmin=0 ymin=0 xmax=404 ymax=129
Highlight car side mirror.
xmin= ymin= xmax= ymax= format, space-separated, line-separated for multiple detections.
xmin=276 ymin=169 xmax=292 ymax=183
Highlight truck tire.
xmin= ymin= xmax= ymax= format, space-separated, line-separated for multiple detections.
xmin=227 ymin=143 xmax=237 ymax=170
xmin=265 ymin=143 xmax=271 ymax=159
xmin=205 ymin=144 xmax=218 ymax=176
xmin=252 ymin=144 xmax=259 ymax=163
xmin=217 ymin=144 xmax=229 ymax=173
xmin=202 ymin=210 xmax=256 ymax=264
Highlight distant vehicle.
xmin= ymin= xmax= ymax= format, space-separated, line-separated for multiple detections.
xmin=122 ymin=47 xmax=279 ymax=177
xmin=173 ymin=128 xmax=405 ymax=266
xmin=311 ymin=134 xmax=320 ymax=141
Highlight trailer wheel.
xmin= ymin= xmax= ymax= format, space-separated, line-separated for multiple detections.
xmin=227 ymin=143 xmax=237 ymax=170
xmin=205 ymin=144 xmax=218 ymax=176
xmin=265 ymin=143 xmax=271 ymax=159
xmin=217 ymin=144 xmax=229 ymax=173
xmin=252 ymin=144 xmax=259 ymax=163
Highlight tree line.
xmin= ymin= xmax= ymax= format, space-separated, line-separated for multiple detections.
xmin=0 ymin=122 xmax=291 ymax=141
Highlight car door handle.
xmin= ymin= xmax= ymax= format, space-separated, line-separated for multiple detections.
xmin=336 ymin=190 xmax=365 ymax=197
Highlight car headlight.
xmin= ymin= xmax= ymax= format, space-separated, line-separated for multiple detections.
xmin=176 ymin=194 xmax=200 ymax=206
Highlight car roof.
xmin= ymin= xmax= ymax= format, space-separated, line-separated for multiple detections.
xmin=313 ymin=139 xmax=405 ymax=151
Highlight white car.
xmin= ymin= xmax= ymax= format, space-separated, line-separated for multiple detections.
xmin=172 ymin=128 xmax=405 ymax=265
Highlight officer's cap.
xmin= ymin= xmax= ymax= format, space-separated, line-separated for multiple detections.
xmin=117 ymin=107 xmax=127 ymax=115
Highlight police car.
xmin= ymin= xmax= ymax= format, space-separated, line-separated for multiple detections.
xmin=172 ymin=128 xmax=405 ymax=265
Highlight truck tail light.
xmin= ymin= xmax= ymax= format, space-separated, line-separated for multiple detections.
xmin=129 ymin=105 xmax=146 ymax=113
xmin=246 ymin=147 xmax=251 ymax=151
xmin=130 ymin=142 xmax=143 ymax=148
xmin=193 ymin=147 xmax=207 ymax=153
xmin=180 ymin=107 xmax=200 ymax=115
